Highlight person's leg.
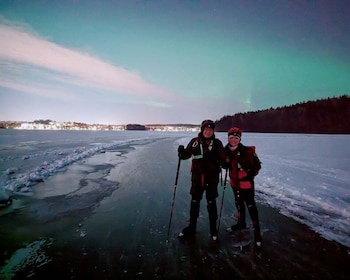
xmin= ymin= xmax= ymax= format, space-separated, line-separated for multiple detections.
xmin=179 ymin=180 xmax=203 ymax=237
xmin=206 ymin=193 xmax=218 ymax=239
xmin=189 ymin=197 xmax=200 ymax=230
xmin=246 ymin=190 xmax=262 ymax=245
xmin=227 ymin=188 xmax=247 ymax=231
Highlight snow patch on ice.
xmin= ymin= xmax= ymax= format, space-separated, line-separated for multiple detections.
xmin=2 ymin=138 xmax=154 ymax=196
xmin=0 ymin=239 xmax=53 ymax=279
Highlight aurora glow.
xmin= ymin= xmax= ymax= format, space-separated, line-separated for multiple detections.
xmin=0 ymin=0 xmax=349 ymax=124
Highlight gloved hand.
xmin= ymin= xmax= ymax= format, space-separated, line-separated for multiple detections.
xmin=178 ymin=145 xmax=185 ymax=158
xmin=221 ymin=163 xmax=229 ymax=170
xmin=247 ymin=170 xmax=255 ymax=179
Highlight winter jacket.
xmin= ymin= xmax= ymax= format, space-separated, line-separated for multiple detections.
xmin=225 ymin=143 xmax=261 ymax=189
xmin=179 ymin=133 xmax=226 ymax=197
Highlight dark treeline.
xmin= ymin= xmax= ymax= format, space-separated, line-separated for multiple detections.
xmin=126 ymin=124 xmax=146 ymax=130
xmin=215 ymin=95 xmax=350 ymax=134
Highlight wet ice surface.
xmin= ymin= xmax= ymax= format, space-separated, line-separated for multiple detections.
xmin=0 ymin=131 xmax=349 ymax=279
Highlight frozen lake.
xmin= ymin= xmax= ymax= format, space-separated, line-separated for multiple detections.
xmin=0 ymin=130 xmax=349 ymax=279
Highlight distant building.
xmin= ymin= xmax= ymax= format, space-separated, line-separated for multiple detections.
xmin=125 ymin=124 xmax=147 ymax=130
xmin=2 ymin=120 xmax=197 ymax=131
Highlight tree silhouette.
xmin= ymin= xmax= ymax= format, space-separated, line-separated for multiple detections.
xmin=215 ymin=95 xmax=350 ymax=134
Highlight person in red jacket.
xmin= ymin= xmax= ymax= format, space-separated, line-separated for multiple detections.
xmin=224 ymin=127 xmax=262 ymax=246
xmin=177 ymin=120 xmax=226 ymax=241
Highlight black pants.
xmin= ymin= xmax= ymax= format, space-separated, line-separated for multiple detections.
xmin=188 ymin=192 xmax=218 ymax=235
xmin=232 ymin=187 xmax=259 ymax=226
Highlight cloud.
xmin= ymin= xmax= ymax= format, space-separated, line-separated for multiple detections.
xmin=0 ymin=19 xmax=172 ymax=100
xmin=0 ymin=78 xmax=73 ymax=100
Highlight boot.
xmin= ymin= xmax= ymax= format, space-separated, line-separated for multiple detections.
xmin=247 ymin=203 xmax=262 ymax=246
xmin=253 ymin=220 xmax=262 ymax=246
xmin=209 ymin=219 xmax=218 ymax=241
xmin=207 ymin=199 xmax=218 ymax=240
xmin=178 ymin=199 xmax=199 ymax=238
xmin=226 ymin=221 xmax=247 ymax=232
xmin=228 ymin=200 xmax=247 ymax=233
xmin=178 ymin=223 xmax=196 ymax=238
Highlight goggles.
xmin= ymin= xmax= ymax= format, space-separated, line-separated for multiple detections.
xmin=228 ymin=133 xmax=241 ymax=139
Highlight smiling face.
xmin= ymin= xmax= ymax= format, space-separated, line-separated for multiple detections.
xmin=203 ymin=127 xmax=214 ymax=138
xmin=228 ymin=135 xmax=241 ymax=146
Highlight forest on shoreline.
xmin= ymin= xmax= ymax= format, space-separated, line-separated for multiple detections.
xmin=1 ymin=95 xmax=349 ymax=134
xmin=215 ymin=95 xmax=350 ymax=134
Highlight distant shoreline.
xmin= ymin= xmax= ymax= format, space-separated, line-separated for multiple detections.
xmin=0 ymin=121 xmax=200 ymax=132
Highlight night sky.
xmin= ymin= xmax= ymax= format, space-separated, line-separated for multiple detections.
xmin=1 ymin=0 xmax=349 ymax=125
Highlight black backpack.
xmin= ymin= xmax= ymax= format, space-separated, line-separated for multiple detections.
xmin=247 ymin=146 xmax=262 ymax=175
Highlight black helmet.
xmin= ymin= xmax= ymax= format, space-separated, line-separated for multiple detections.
xmin=201 ymin=119 xmax=215 ymax=131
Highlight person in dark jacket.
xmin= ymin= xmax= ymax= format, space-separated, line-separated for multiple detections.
xmin=224 ymin=127 xmax=262 ymax=246
xmin=178 ymin=120 xmax=226 ymax=241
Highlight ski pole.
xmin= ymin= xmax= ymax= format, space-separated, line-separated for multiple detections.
xmin=166 ymin=157 xmax=181 ymax=242
xmin=236 ymin=188 xmax=241 ymax=222
xmin=236 ymin=188 xmax=244 ymax=251
xmin=217 ymin=168 xmax=228 ymax=233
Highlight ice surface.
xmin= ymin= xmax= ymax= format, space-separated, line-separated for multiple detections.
xmin=1 ymin=130 xmax=349 ymax=248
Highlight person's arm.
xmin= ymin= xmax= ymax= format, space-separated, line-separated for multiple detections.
xmin=178 ymin=140 xmax=193 ymax=160
xmin=216 ymin=140 xmax=228 ymax=166
xmin=241 ymin=148 xmax=259 ymax=179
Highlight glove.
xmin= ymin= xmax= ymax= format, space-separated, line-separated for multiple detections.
xmin=221 ymin=162 xmax=229 ymax=170
xmin=247 ymin=170 xmax=255 ymax=179
xmin=178 ymin=145 xmax=185 ymax=158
